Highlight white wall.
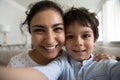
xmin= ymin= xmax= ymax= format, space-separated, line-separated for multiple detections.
xmin=0 ymin=0 xmax=30 ymax=45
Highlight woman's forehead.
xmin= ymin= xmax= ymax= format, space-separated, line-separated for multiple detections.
xmin=30 ymin=10 xmax=63 ymax=27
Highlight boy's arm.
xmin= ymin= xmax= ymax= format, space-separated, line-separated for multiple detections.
xmin=0 ymin=66 xmax=48 ymax=80
xmin=110 ymin=62 xmax=120 ymax=80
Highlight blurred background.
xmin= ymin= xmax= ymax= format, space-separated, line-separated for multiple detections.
xmin=0 ymin=0 xmax=120 ymax=47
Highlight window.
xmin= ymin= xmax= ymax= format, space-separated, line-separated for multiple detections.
xmin=97 ymin=0 xmax=120 ymax=43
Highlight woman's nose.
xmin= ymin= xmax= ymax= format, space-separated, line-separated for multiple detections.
xmin=45 ymin=32 xmax=56 ymax=45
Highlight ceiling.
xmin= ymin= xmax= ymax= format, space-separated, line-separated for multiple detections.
xmin=13 ymin=0 xmax=106 ymax=13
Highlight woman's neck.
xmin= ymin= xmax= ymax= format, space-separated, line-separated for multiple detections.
xmin=29 ymin=49 xmax=53 ymax=65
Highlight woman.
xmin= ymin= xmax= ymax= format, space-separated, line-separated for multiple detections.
xmin=8 ymin=0 xmax=65 ymax=67
xmin=0 ymin=1 xmax=64 ymax=80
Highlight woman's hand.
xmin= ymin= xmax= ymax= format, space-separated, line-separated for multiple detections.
xmin=94 ymin=53 xmax=116 ymax=61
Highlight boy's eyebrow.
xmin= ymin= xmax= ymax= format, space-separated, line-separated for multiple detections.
xmin=83 ymin=31 xmax=93 ymax=33
xmin=66 ymin=30 xmax=93 ymax=33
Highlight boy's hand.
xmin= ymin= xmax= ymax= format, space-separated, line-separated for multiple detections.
xmin=94 ymin=53 xmax=116 ymax=61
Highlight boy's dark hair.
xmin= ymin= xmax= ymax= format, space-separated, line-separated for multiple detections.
xmin=21 ymin=0 xmax=63 ymax=33
xmin=64 ymin=7 xmax=99 ymax=41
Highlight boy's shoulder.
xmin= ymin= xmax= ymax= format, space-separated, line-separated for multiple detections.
xmin=98 ymin=59 xmax=118 ymax=65
xmin=92 ymin=59 xmax=118 ymax=72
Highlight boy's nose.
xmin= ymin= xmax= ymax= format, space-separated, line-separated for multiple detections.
xmin=75 ymin=37 xmax=83 ymax=46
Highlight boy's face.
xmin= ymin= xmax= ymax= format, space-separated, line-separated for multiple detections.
xmin=65 ymin=21 xmax=97 ymax=62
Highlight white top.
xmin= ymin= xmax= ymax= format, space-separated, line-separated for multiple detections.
xmin=8 ymin=51 xmax=40 ymax=67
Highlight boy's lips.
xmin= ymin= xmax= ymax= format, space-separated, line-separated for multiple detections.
xmin=72 ymin=49 xmax=86 ymax=53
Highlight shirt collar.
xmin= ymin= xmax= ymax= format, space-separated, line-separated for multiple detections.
xmin=69 ymin=53 xmax=94 ymax=67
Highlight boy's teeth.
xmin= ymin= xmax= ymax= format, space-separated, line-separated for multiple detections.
xmin=45 ymin=46 xmax=55 ymax=49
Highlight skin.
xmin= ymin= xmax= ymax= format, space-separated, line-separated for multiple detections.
xmin=29 ymin=9 xmax=65 ymax=65
xmin=65 ymin=21 xmax=97 ymax=62
xmin=0 ymin=67 xmax=48 ymax=80
xmin=94 ymin=53 xmax=116 ymax=61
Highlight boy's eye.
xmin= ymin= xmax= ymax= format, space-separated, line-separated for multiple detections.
xmin=66 ymin=35 xmax=74 ymax=39
xmin=83 ymin=34 xmax=91 ymax=39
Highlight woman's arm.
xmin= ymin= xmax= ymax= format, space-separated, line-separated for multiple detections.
xmin=0 ymin=66 xmax=48 ymax=80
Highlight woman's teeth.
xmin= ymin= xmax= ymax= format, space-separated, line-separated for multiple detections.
xmin=44 ymin=46 xmax=56 ymax=49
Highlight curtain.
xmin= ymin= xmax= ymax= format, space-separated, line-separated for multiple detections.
xmin=100 ymin=0 xmax=120 ymax=44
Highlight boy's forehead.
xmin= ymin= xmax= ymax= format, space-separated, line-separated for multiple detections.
xmin=66 ymin=23 xmax=93 ymax=33
xmin=65 ymin=20 xmax=92 ymax=32
xmin=67 ymin=20 xmax=90 ymax=27
xmin=66 ymin=21 xmax=89 ymax=29
xmin=66 ymin=20 xmax=92 ymax=30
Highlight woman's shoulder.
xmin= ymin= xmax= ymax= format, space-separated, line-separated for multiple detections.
xmin=7 ymin=50 xmax=30 ymax=67
xmin=10 ymin=51 xmax=29 ymax=60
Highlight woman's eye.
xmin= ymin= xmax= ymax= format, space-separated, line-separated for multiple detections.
xmin=33 ymin=29 xmax=45 ymax=33
xmin=54 ymin=27 xmax=63 ymax=32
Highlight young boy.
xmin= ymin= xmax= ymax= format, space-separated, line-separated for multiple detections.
xmin=0 ymin=7 xmax=119 ymax=80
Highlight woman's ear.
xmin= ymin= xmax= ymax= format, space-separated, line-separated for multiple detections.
xmin=94 ymin=38 xmax=98 ymax=45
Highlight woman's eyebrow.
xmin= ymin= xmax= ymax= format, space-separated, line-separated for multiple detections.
xmin=52 ymin=23 xmax=64 ymax=27
xmin=31 ymin=25 xmax=45 ymax=28
xmin=31 ymin=23 xmax=64 ymax=29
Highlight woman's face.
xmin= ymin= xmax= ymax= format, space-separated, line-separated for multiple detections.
xmin=30 ymin=9 xmax=65 ymax=59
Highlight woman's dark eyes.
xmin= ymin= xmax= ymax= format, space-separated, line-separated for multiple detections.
xmin=54 ymin=27 xmax=64 ymax=32
xmin=33 ymin=27 xmax=63 ymax=33
xmin=33 ymin=29 xmax=45 ymax=33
